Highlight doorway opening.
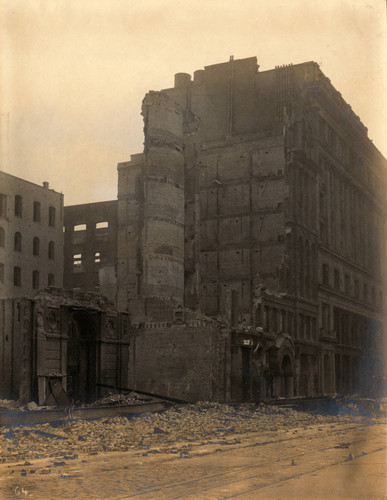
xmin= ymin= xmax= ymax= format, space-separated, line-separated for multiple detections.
xmin=67 ymin=311 xmax=97 ymax=403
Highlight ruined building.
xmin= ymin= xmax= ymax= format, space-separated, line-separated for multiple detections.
xmin=115 ymin=57 xmax=386 ymax=400
xmin=63 ymin=201 xmax=118 ymax=303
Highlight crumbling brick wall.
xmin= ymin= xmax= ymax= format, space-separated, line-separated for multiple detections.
xmin=127 ymin=324 xmax=230 ymax=402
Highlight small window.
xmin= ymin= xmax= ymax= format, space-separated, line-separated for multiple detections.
xmin=354 ymin=279 xmax=359 ymax=298
xmin=344 ymin=274 xmax=350 ymax=294
xmin=96 ymin=221 xmax=109 ymax=242
xmin=95 ymin=252 xmax=101 ymax=263
xmin=15 ymin=195 xmax=22 ymax=217
xmin=14 ymin=232 xmax=22 ymax=252
xmin=48 ymin=241 xmax=55 ymax=260
xmin=33 ymin=237 xmax=40 ymax=256
xmin=33 ymin=201 xmax=41 ymax=222
xmin=322 ymin=264 xmax=329 ymax=286
xmin=319 ymin=191 xmax=326 ymax=216
xmin=0 ymin=194 xmax=6 ymax=218
xmin=334 ymin=269 xmax=340 ymax=290
xmin=322 ymin=303 xmax=330 ymax=330
xmin=363 ymin=283 xmax=368 ymax=301
xmin=48 ymin=206 xmax=56 ymax=227
xmin=32 ymin=270 xmax=39 ymax=289
xmin=73 ymin=224 xmax=86 ymax=244
xmin=0 ymin=263 xmax=4 ymax=283
xmin=48 ymin=273 xmax=55 ymax=287
xmin=371 ymin=287 xmax=376 ymax=304
xmin=0 ymin=227 xmax=4 ymax=247
xmin=14 ymin=266 xmax=21 ymax=286
xmin=73 ymin=253 xmax=83 ymax=272
xmin=319 ymin=222 xmax=326 ymax=245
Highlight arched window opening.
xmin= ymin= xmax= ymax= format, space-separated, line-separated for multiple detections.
xmin=14 ymin=232 xmax=22 ymax=252
xmin=33 ymin=237 xmax=40 ymax=256
xmin=48 ymin=240 xmax=55 ymax=260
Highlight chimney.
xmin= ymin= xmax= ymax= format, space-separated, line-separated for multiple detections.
xmin=43 ymin=181 xmax=49 ymax=189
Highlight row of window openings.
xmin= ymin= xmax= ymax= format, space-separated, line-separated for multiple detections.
xmin=72 ymin=222 xmax=109 ymax=231
xmin=3 ymin=231 xmax=55 ymax=259
xmin=257 ymin=306 xmax=316 ymax=340
xmin=6 ymin=266 xmax=55 ymax=288
xmin=322 ymin=264 xmax=378 ymax=302
xmin=73 ymin=252 xmax=102 ymax=266
xmin=318 ymin=123 xmax=381 ymax=195
xmin=321 ymin=305 xmax=362 ymax=346
xmin=3 ymin=195 xmax=57 ymax=226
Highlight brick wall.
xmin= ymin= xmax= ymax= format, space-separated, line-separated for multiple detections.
xmin=127 ymin=325 xmax=230 ymax=402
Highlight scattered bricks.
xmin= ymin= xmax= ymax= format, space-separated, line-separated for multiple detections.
xmin=39 ymin=468 xmax=52 ymax=475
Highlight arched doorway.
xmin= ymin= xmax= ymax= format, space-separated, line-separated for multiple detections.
xmin=67 ymin=311 xmax=97 ymax=403
xmin=281 ymin=354 xmax=294 ymax=397
xmin=323 ymin=353 xmax=333 ymax=394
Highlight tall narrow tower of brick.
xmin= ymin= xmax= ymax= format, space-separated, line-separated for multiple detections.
xmin=140 ymin=91 xmax=185 ymax=305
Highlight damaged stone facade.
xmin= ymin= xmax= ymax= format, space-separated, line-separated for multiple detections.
xmin=117 ymin=57 xmax=386 ymax=400
xmin=0 ymin=290 xmax=129 ymax=404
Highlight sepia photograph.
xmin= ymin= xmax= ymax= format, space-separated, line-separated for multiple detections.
xmin=0 ymin=0 xmax=386 ymax=498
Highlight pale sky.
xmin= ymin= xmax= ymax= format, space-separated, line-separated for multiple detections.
xmin=1 ymin=0 xmax=386 ymax=205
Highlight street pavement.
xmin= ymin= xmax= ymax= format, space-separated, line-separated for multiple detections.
xmin=0 ymin=416 xmax=385 ymax=499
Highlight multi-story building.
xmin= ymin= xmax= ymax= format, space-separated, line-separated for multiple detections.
xmin=63 ymin=201 xmax=118 ymax=303
xmin=117 ymin=57 xmax=386 ymax=399
xmin=0 ymin=172 xmax=64 ymax=298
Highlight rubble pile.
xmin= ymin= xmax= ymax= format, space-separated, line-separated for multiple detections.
xmin=0 ymin=401 xmax=375 ymax=463
xmin=89 ymin=392 xmax=154 ymax=406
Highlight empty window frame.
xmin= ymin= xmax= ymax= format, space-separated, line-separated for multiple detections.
xmin=95 ymin=221 xmax=109 ymax=242
xmin=14 ymin=266 xmax=21 ymax=286
xmin=334 ymin=268 xmax=340 ymax=290
xmin=363 ymin=283 xmax=368 ymax=301
xmin=48 ymin=241 xmax=55 ymax=259
xmin=33 ymin=237 xmax=40 ymax=256
xmin=33 ymin=201 xmax=41 ymax=222
xmin=0 ymin=263 xmax=4 ymax=283
xmin=32 ymin=270 xmax=39 ymax=289
xmin=354 ymin=279 xmax=359 ymax=298
xmin=48 ymin=206 xmax=56 ymax=227
xmin=48 ymin=273 xmax=55 ymax=287
xmin=94 ymin=251 xmax=101 ymax=263
xmin=322 ymin=303 xmax=330 ymax=331
xmin=73 ymin=224 xmax=86 ymax=244
xmin=322 ymin=264 xmax=329 ymax=286
xmin=14 ymin=232 xmax=22 ymax=252
xmin=0 ymin=227 xmax=4 ymax=247
xmin=14 ymin=195 xmax=22 ymax=217
xmin=344 ymin=274 xmax=350 ymax=295
xmin=0 ymin=194 xmax=6 ymax=217
xmin=73 ymin=253 xmax=83 ymax=272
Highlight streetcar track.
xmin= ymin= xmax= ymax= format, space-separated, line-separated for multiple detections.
xmin=115 ymin=424 xmax=385 ymax=499
xmin=223 ymin=447 xmax=385 ymax=499
xmin=168 ymin=439 xmax=383 ymax=500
